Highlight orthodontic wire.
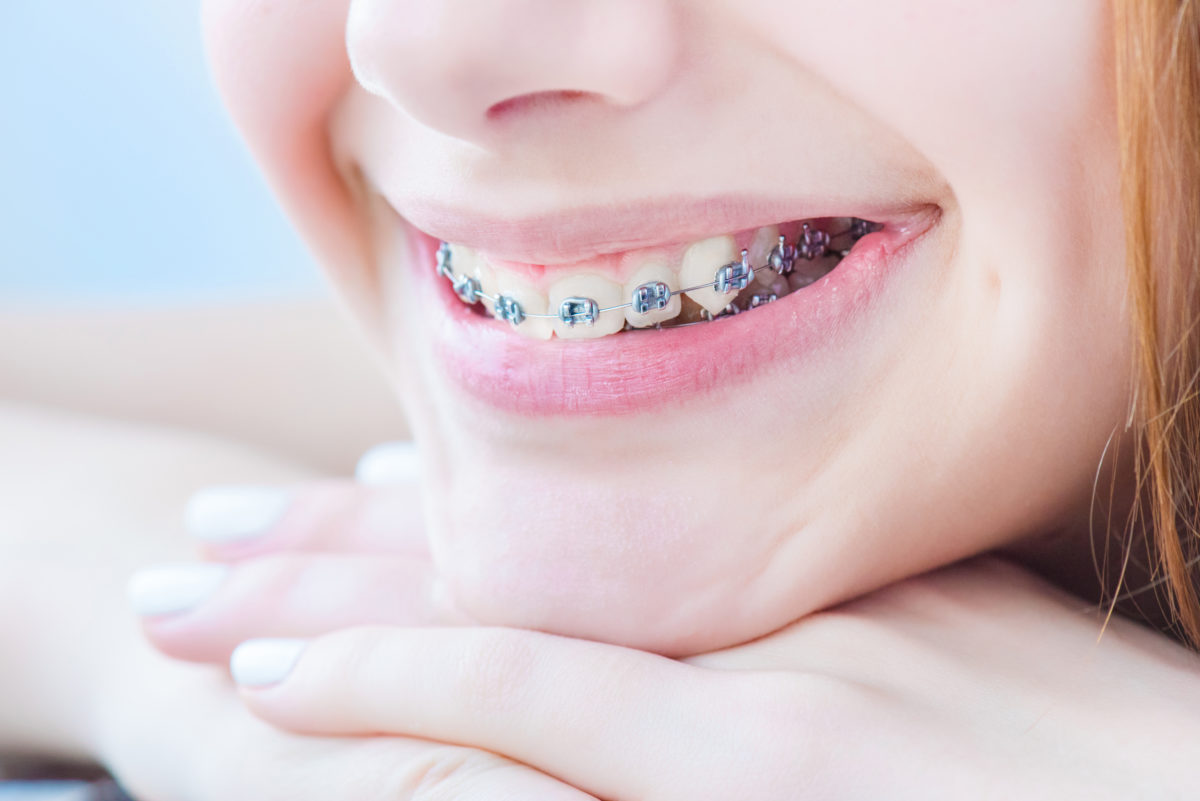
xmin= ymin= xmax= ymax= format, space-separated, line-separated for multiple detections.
xmin=437 ymin=219 xmax=880 ymax=328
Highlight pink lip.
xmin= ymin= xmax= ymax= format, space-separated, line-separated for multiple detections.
xmin=406 ymin=206 xmax=939 ymax=417
xmin=391 ymin=194 xmax=932 ymax=265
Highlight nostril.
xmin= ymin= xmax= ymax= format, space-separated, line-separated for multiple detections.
xmin=485 ymin=89 xmax=597 ymax=121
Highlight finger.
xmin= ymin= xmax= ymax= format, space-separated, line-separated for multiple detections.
xmin=131 ymin=554 xmax=468 ymax=664
xmin=109 ymin=656 xmax=596 ymax=801
xmin=233 ymin=627 xmax=797 ymax=801
xmin=213 ymin=730 xmax=599 ymax=801
xmin=185 ymin=479 xmax=427 ymax=560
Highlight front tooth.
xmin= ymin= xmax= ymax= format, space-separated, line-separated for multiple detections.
xmin=548 ymin=273 xmax=625 ymax=339
xmin=494 ymin=269 xmax=553 ymax=340
xmin=748 ymin=226 xmax=781 ymax=285
xmin=448 ymin=242 xmax=470 ymax=270
xmin=455 ymin=246 xmax=493 ymax=290
xmin=679 ymin=235 xmax=738 ymax=315
xmin=623 ymin=260 xmax=681 ymax=328
xmin=447 ymin=243 xmax=476 ymax=275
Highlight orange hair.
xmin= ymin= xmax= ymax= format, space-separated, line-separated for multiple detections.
xmin=1116 ymin=0 xmax=1200 ymax=645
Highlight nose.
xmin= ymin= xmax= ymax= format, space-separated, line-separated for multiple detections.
xmin=346 ymin=0 xmax=680 ymax=143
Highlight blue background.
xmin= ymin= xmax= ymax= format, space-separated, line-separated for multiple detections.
xmin=0 ymin=2 xmax=323 ymax=303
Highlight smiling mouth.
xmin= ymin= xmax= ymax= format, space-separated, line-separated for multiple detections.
xmin=395 ymin=198 xmax=939 ymax=416
xmin=433 ymin=217 xmax=883 ymax=340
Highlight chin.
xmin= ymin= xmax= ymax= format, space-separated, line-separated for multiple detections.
xmin=419 ymin=445 xmax=810 ymax=656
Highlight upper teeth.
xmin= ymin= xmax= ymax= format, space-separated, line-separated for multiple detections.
xmin=436 ymin=219 xmax=876 ymax=339
xmin=797 ymin=223 xmax=831 ymax=260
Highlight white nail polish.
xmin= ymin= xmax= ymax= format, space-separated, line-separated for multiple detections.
xmin=184 ymin=486 xmax=291 ymax=542
xmin=127 ymin=563 xmax=228 ymax=617
xmin=231 ymin=638 xmax=308 ymax=687
xmin=355 ymin=441 xmax=421 ymax=486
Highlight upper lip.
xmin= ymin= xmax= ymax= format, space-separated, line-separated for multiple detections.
xmin=386 ymin=192 xmax=937 ymax=265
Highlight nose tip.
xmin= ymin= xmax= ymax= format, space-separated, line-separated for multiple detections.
xmin=346 ymin=0 xmax=679 ymax=143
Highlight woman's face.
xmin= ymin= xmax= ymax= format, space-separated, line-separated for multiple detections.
xmin=205 ymin=0 xmax=1130 ymax=654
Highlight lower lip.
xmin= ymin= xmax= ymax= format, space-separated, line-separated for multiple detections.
xmin=407 ymin=211 xmax=937 ymax=416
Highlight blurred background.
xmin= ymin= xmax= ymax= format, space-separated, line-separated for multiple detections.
xmin=0 ymin=1 xmax=405 ymax=475
xmin=0 ymin=7 xmax=403 ymax=794
xmin=0 ymin=2 xmax=321 ymax=302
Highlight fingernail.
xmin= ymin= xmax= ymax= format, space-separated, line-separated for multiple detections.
xmin=127 ymin=563 xmax=228 ymax=617
xmin=184 ymin=485 xmax=291 ymax=542
xmin=231 ymin=638 xmax=308 ymax=687
xmin=355 ymin=441 xmax=422 ymax=486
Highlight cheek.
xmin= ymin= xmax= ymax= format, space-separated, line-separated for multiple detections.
xmin=756 ymin=0 xmax=1112 ymax=173
xmin=202 ymin=0 xmax=381 ymax=324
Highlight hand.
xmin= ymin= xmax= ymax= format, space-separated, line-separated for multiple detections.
xmin=0 ymin=409 xmax=588 ymax=801
xmin=91 ymin=624 xmax=596 ymax=801
xmin=99 ymin=444 xmax=593 ymax=801
xmin=132 ymin=443 xmax=475 ymax=664
xmin=223 ymin=559 xmax=1199 ymax=801
xmin=131 ymin=445 xmax=1199 ymax=799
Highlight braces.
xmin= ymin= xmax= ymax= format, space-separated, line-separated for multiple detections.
xmin=435 ymin=218 xmax=881 ymax=330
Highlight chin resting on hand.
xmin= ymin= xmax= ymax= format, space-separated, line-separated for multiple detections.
xmin=126 ymin=466 xmax=1200 ymax=801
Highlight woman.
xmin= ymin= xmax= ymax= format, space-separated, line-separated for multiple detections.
xmin=4 ymin=0 xmax=1199 ymax=797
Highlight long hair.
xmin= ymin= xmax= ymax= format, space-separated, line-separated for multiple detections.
xmin=1116 ymin=0 xmax=1200 ymax=645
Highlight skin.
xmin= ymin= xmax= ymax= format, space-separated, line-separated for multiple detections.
xmin=134 ymin=480 xmax=1199 ymax=800
xmin=0 ymin=306 xmax=400 ymax=755
xmin=233 ymin=559 xmax=1200 ymax=801
xmin=5 ymin=418 xmax=1189 ymax=798
xmin=203 ymin=0 xmax=1134 ymax=655
xmin=5 ymin=3 xmax=1192 ymax=796
xmin=0 ymin=301 xmax=407 ymax=472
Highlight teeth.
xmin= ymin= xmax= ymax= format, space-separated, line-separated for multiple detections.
xmin=547 ymin=274 xmax=625 ymax=339
xmin=448 ymin=243 xmax=478 ymax=277
xmin=436 ymin=217 xmax=874 ymax=339
xmin=495 ymin=271 xmax=553 ymax=340
xmin=749 ymin=226 xmax=781 ymax=286
xmin=451 ymin=244 xmax=493 ymax=292
xmin=747 ymin=293 xmax=777 ymax=308
xmin=623 ymin=261 xmax=681 ymax=328
xmin=679 ymin=235 xmax=738 ymax=316
xmin=735 ymin=272 xmax=786 ymax=308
